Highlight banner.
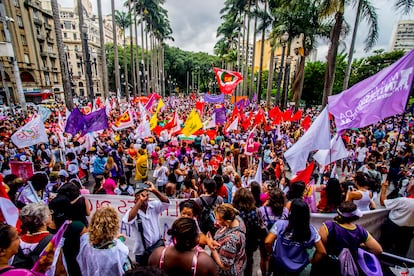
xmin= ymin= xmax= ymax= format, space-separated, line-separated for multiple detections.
xmin=10 ymin=161 xmax=34 ymax=181
xmin=328 ymin=48 xmax=414 ymax=133
xmin=11 ymin=116 xmax=48 ymax=148
xmin=204 ymin=94 xmax=225 ymax=103
xmin=83 ymin=195 xmax=389 ymax=254
xmin=213 ymin=67 xmax=243 ymax=95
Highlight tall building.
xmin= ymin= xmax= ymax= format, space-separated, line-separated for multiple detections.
xmin=41 ymin=0 xmax=118 ymax=98
xmin=390 ymin=20 xmax=414 ymax=52
xmin=0 ymin=0 xmax=63 ymax=105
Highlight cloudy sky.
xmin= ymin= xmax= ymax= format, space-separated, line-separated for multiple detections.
xmin=59 ymin=0 xmax=413 ymax=60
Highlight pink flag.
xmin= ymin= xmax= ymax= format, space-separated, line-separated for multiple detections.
xmin=245 ymin=126 xmax=256 ymax=156
xmin=329 ymin=48 xmax=414 ymax=133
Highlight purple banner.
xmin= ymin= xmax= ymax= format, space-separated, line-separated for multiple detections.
xmin=213 ymin=106 xmax=227 ymax=124
xmin=65 ymin=108 xmax=85 ymax=135
xmin=83 ymin=108 xmax=109 ymax=135
xmin=204 ymin=94 xmax=225 ymax=103
xmin=328 ymin=49 xmax=414 ymax=133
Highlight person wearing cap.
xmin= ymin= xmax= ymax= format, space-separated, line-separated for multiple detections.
xmin=311 ymin=201 xmax=382 ymax=275
xmin=122 ymin=181 xmax=169 ymax=266
xmin=379 ymin=178 xmax=414 ymax=257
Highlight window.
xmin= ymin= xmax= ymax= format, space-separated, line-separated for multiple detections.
xmin=24 ymin=53 xmax=30 ymax=63
xmin=13 ymin=0 xmax=19 ymax=7
xmin=47 ymin=44 xmax=52 ymax=52
xmin=64 ymin=21 xmax=71 ymax=29
xmin=20 ymin=35 xmax=26 ymax=45
xmin=63 ymin=32 xmax=67 ymax=38
xmin=45 ymin=73 xmax=50 ymax=86
xmin=73 ymin=33 xmax=77 ymax=40
xmin=53 ymin=73 xmax=58 ymax=82
xmin=17 ymin=16 xmax=23 ymax=28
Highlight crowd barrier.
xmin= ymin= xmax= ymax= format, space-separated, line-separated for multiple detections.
xmin=83 ymin=194 xmax=395 ymax=253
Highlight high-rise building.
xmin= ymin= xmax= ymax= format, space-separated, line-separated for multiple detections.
xmin=390 ymin=20 xmax=414 ymax=52
xmin=0 ymin=0 xmax=62 ymax=105
xmin=41 ymin=0 xmax=118 ymax=98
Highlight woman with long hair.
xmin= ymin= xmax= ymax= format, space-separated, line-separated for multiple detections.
xmin=265 ymin=199 xmax=326 ymax=275
xmin=311 ymin=202 xmax=382 ymax=275
xmin=258 ymin=188 xmax=288 ymax=276
xmin=148 ymin=218 xmax=217 ymax=276
xmin=208 ymin=204 xmax=246 ymax=276
xmin=181 ymin=170 xmax=198 ymax=199
xmin=232 ymin=188 xmax=261 ymax=276
xmin=104 ymin=156 xmax=119 ymax=182
xmin=346 ymin=172 xmax=376 ymax=211
xmin=317 ymin=178 xmax=343 ymax=213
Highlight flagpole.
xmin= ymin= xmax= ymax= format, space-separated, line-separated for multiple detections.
xmin=390 ymin=79 xmax=413 ymax=159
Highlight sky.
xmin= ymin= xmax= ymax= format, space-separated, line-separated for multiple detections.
xmin=58 ymin=0 xmax=414 ymax=61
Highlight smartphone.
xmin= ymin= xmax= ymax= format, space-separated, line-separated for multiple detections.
xmin=348 ymin=185 xmax=353 ymax=192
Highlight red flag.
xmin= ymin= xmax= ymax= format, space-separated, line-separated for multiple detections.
xmin=301 ymin=115 xmax=311 ymax=131
xmin=195 ymin=101 xmax=205 ymax=116
xmin=282 ymin=110 xmax=292 ymax=121
xmin=205 ymin=129 xmax=217 ymax=140
xmin=152 ymin=125 xmax=163 ymax=136
xmin=213 ymin=67 xmax=243 ymax=95
xmin=290 ymin=161 xmax=315 ymax=185
xmin=291 ymin=110 xmax=302 ymax=122
xmin=268 ymin=106 xmax=282 ymax=120
xmin=163 ymin=112 xmax=177 ymax=130
xmin=253 ymin=109 xmax=265 ymax=127
xmin=231 ymin=105 xmax=239 ymax=120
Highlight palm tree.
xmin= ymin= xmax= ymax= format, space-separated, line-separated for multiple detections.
xmin=115 ymin=10 xmax=132 ymax=100
xmin=97 ymin=0 xmax=109 ymax=99
xmin=50 ymin=0 xmax=73 ymax=110
xmin=342 ymin=0 xmax=377 ymax=90
xmin=111 ymin=0 xmax=121 ymax=100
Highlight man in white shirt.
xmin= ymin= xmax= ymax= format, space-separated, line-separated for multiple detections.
xmin=122 ymin=181 xmax=169 ymax=265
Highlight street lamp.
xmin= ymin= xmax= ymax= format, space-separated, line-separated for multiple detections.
xmin=81 ymin=24 xmax=94 ymax=104
xmin=275 ymin=31 xmax=289 ymax=107
xmin=282 ymin=56 xmax=292 ymax=109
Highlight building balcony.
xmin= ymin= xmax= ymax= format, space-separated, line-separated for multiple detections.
xmin=44 ymin=22 xmax=52 ymax=30
xmin=52 ymin=67 xmax=59 ymax=72
xmin=40 ymin=51 xmax=47 ymax=57
xmin=37 ymin=34 xmax=45 ymax=41
xmin=48 ymin=52 xmax=57 ymax=58
xmin=47 ymin=37 xmax=54 ymax=43
xmin=41 ymin=66 xmax=49 ymax=71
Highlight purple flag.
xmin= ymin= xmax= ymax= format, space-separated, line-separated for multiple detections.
xmin=252 ymin=92 xmax=257 ymax=103
xmin=213 ymin=106 xmax=227 ymax=124
xmin=65 ymin=108 xmax=85 ymax=135
xmin=204 ymin=94 xmax=225 ymax=103
xmin=83 ymin=108 xmax=109 ymax=135
xmin=329 ymin=49 xmax=414 ymax=133
xmin=145 ymin=94 xmax=156 ymax=110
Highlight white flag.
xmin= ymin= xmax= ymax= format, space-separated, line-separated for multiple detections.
xmin=11 ymin=116 xmax=48 ymax=148
xmin=204 ymin=113 xmax=216 ymax=129
xmin=253 ymin=158 xmax=262 ymax=185
xmin=284 ymin=107 xmax=330 ymax=174
xmin=105 ymin=98 xmax=111 ymax=116
xmin=226 ymin=117 xmax=239 ymax=133
xmin=313 ymin=134 xmax=348 ymax=167
xmin=135 ymin=118 xmax=152 ymax=139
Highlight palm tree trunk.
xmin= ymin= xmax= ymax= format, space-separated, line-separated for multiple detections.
xmin=51 ymin=0 xmax=73 ymax=110
xmin=256 ymin=0 xmax=267 ymax=100
xmin=128 ymin=0 xmax=137 ymax=97
xmin=343 ymin=0 xmax=362 ymax=91
xmin=145 ymin=29 xmax=150 ymax=93
xmin=266 ymin=49 xmax=275 ymax=107
xmin=292 ymin=53 xmax=305 ymax=109
xmin=243 ymin=1 xmax=252 ymax=97
xmin=140 ymin=6 xmax=146 ymax=95
xmin=123 ymin=30 xmax=130 ymax=101
xmin=249 ymin=0 xmax=258 ymax=98
xmin=97 ymin=0 xmax=108 ymax=100
xmin=111 ymin=0 xmax=121 ymax=100
xmin=322 ymin=11 xmax=343 ymax=107
xmin=134 ymin=6 xmax=141 ymax=96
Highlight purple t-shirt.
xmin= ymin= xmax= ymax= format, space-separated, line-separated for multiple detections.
xmin=323 ymin=221 xmax=369 ymax=255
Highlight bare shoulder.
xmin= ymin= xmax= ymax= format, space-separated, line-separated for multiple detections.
xmin=197 ymin=252 xmax=218 ymax=276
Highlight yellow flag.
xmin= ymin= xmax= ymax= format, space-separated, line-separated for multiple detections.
xmin=182 ymin=109 xmax=202 ymax=136
xmin=150 ymin=113 xmax=158 ymax=130
xmin=156 ymin=99 xmax=165 ymax=113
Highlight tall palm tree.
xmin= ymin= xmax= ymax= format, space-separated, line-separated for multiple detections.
xmin=115 ymin=10 xmax=132 ymax=100
xmin=342 ymin=0 xmax=377 ymax=90
xmin=50 ymin=0 xmax=73 ymax=110
xmin=111 ymin=0 xmax=121 ymax=100
xmin=97 ymin=0 xmax=109 ymax=99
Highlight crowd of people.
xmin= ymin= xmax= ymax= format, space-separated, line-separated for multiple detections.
xmin=0 ymin=94 xmax=413 ymax=275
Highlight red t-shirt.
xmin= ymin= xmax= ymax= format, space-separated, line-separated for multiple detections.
xmin=217 ymin=185 xmax=228 ymax=202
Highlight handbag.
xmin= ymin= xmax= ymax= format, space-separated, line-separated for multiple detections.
xmin=256 ymin=208 xmax=268 ymax=242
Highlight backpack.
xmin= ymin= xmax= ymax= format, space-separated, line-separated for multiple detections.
xmin=364 ymin=171 xmax=381 ymax=192
xmin=12 ymin=234 xmax=53 ymax=269
xmin=119 ymin=185 xmax=130 ymax=196
xmin=198 ymin=196 xmax=218 ymax=235
xmin=263 ymin=207 xmax=277 ymax=231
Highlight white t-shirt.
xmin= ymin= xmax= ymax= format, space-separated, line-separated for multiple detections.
xmin=384 ymin=197 xmax=414 ymax=227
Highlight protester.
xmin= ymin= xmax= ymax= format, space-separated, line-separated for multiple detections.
xmin=148 ymin=218 xmax=217 ymax=276
xmin=208 ymin=204 xmax=247 ymax=276
xmin=311 ymin=201 xmax=382 ymax=275
xmin=123 ymin=181 xmax=169 ymax=265
xmin=77 ymin=206 xmax=130 ymax=275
